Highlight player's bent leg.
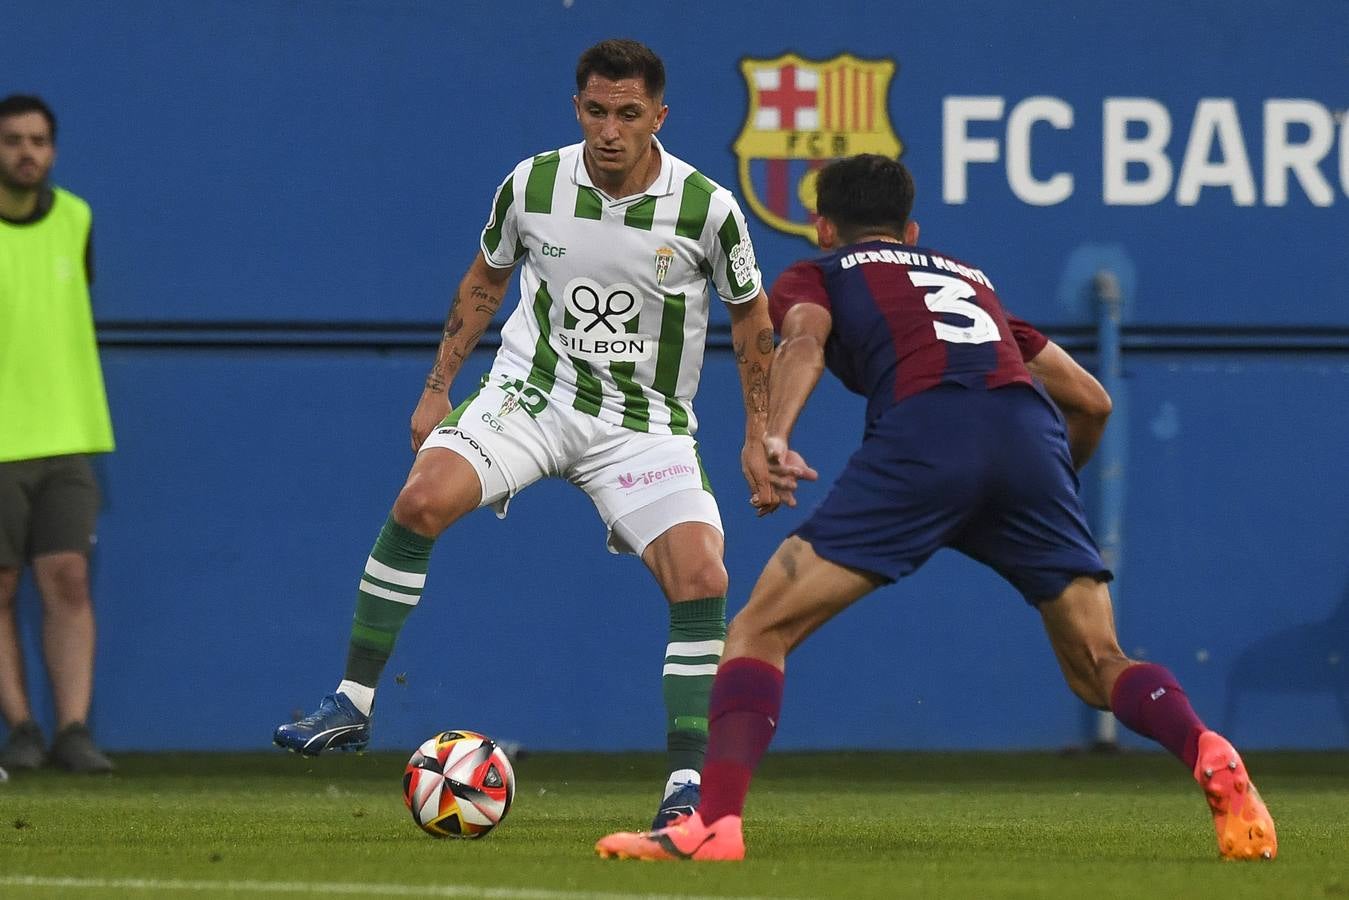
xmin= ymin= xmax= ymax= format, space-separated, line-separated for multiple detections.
xmin=642 ymin=521 xmax=728 ymax=829
xmin=275 ymin=450 xmax=485 ymax=757
xmin=725 ymin=537 xmax=882 ymax=666
xmin=1039 ymin=578 xmax=1276 ymax=860
xmin=595 ymin=811 xmax=745 ymax=862
xmin=391 ymin=448 xmax=486 ymax=538
xmin=687 ymin=538 xmax=882 ymax=838
xmin=598 ymin=540 xmax=884 ymax=858
xmin=642 ymin=520 xmax=728 ymax=602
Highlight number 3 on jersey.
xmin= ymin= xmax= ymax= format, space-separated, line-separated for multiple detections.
xmin=908 ymin=272 xmax=1000 ymax=345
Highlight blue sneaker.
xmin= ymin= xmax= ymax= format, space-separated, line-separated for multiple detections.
xmin=652 ymin=780 xmax=701 ymax=830
xmin=273 ymin=693 xmax=371 ymax=756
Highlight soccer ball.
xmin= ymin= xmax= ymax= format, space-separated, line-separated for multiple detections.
xmin=402 ymin=730 xmax=515 ymax=838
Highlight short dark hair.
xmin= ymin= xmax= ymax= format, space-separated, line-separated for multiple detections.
xmin=575 ymin=39 xmax=666 ymax=101
xmin=815 ymin=154 xmax=915 ymax=244
xmin=0 ymin=94 xmax=57 ymax=142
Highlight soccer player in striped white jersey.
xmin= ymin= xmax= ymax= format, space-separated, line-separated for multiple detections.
xmin=275 ymin=39 xmax=780 ymax=829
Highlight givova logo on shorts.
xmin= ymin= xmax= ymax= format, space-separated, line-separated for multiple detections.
xmin=552 ymin=277 xmax=654 ymax=363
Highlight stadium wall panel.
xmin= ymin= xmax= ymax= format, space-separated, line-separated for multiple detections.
xmin=8 ymin=0 xmax=1348 ymax=329
xmin=13 ymin=349 xmax=1349 ymax=750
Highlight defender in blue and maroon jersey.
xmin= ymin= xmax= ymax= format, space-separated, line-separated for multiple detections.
xmin=596 ymin=155 xmax=1275 ymax=864
xmin=770 ymin=240 xmax=1049 ymax=432
xmin=767 ymin=233 xmax=1103 ymax=595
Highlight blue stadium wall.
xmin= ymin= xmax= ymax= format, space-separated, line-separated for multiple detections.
xmin=9 ymin=0 xmax=1348 ymax=751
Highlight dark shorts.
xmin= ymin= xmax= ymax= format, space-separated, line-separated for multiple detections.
xmin=796 ymin=384 xmax=1111 ymax=604
xmin=0 ymin=455 xmax=102 ymax=567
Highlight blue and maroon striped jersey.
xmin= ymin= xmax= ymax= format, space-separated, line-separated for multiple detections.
xmin=769 ymin=240 xmax=1048 ymax=429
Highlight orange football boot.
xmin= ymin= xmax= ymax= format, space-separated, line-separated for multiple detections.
xmin=595 ymin=812 xmax=745 ymax=861
xmin=1193 ymin=730 xmax=1277 ymax=860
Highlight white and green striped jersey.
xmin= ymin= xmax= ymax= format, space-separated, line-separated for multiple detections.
xmin=479 ymin=138 xmax=762 ymax=436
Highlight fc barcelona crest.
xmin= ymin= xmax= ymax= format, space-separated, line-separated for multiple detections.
xmin=733 ymin=53 xmax=903 ymax=243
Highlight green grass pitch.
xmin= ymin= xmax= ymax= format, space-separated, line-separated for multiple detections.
xmin=2 ymin=750 xmax=1346 ymax=898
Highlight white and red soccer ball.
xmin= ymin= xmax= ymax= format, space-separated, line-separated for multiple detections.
xmin=402 ymin=730 xmax=515 ymax=838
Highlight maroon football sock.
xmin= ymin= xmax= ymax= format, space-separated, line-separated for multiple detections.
xmin=695 ymin=656 xmax=784 ymax=826
xmin=1109 ymin=662 xmax=1206 ymax=769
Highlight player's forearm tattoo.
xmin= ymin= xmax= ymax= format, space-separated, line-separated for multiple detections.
xmin=452 ymin=325 xmax=487 ymax=360
xmin=436 ymin=283 xmax=500 ymax=373
xmin=734 ymin=338 xmax=748 ymax=366
xmin=756 ymin=327 xmax=774 ymax=355
xmin=427 ymin=294 xmax=468 ymax=391
xmin=747 ymin=361 xmax=768 ymax=415
xmin=470 ymin=285 xmax=502 ymax=316
xmin=424 ymin=366 xmax=447 ymax=394
xmin=438 ymin=292 xmax=467 ymax=349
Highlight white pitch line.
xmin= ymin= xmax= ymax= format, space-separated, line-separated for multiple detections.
xmin=0 ymin=875 xmax=786 ymax=900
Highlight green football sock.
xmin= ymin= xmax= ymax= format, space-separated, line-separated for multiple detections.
xmin=662 ymin=596 xmax=727 ymax=786
xmin=343 ymin=516 xmax=435 ymax=690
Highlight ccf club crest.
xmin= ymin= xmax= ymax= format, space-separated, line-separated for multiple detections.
xmin=734 ymin=53 xmax=903 ymax=243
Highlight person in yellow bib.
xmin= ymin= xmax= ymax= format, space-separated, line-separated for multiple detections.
xmin=0 ymin=95 xmax=115 ymax=774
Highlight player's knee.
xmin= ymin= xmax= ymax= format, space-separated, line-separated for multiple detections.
xmin=0 ymin=569 xmax=19 ymax=611
xmin=392 ymin=482 xmax=456 ymax=537
xmin=35 ymin=560 xmax=92 ymax=614
xmin=670 ymin=556 xmax=727 ymax=601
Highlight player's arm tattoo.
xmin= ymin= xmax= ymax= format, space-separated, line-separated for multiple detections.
xmin=449 ymin=326 xmax=486 ymax=364
xmin=749 ymin=328 xmax=773 ymax=414
xmin=445 ymin=314 xmax=465 ymax=338
xmin=747 ymin=361 xmax=768 ymax=415
xmin=424 ymin=295 xmax=464 ymax=393
xmin=734 ymin=335 xmax=771 ymax=416
xmin=756 ymin=326 xmax=774 ymax=355
xmin=425 ymin=283 xmax=504 ymax=392
xmin=470 ymin=284 xmax=503 ymax=316
xmin=424 ymin=369 xmax=448 ymax=394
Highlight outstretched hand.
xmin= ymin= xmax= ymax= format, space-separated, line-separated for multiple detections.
xmin=762 ymin=435 xmax=818 ymax=509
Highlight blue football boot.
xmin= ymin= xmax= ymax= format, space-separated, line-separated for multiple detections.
xmin=652 ymin=780 xmax=701 ymax=829
xmin=273 ymin=693 xmax=371 ymax=755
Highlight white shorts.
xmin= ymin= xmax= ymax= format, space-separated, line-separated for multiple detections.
xmin=420 ymin=370 xmax=722 ymax=556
